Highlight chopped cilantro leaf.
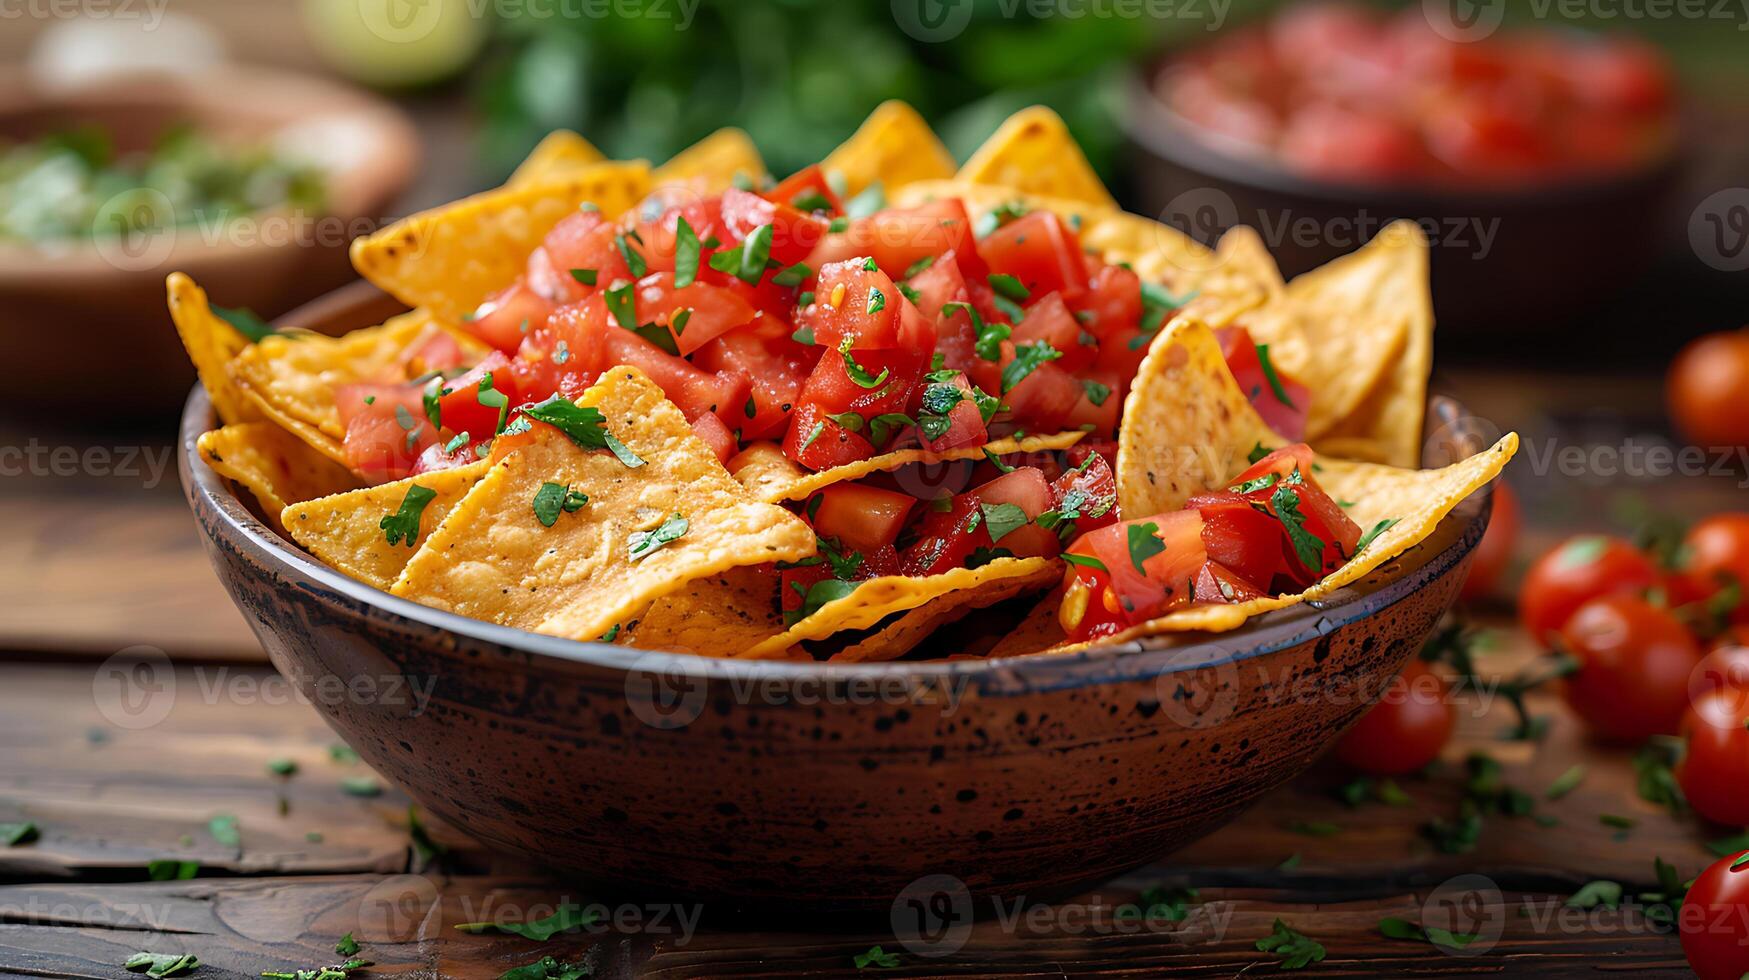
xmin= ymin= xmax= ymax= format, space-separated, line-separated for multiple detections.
xmin=838 ymin=336 xmax=890 ymax=389
xmin=628 ymin=514 xmax=688 ymax=561
xmin=1062 ymin=553 xmax=1108 ymax=573
xmin=1082 ymin=379 xmax=1112 ymax=406
xmin=1127 ymin=522 xmax=1165 ymax=574
xmin=1256 ymin=343 xmax=1296 ymax=408
xmin=979 ymin=502 xmax=1029 ymax=544
xmin=212 ymin=303 xmax=277 ymax=342
xmin=987 ymin=273 xmax=1030 ymax=303
xmin=1354 ymin=518 xmax=1398 ymax=554
xmin=603 ymin=281 xmax=637 ymax=329
xmin=1271 ymin=483 xmax=1327 ymax=573
xmin=380 ymin=485 xmax=437 ymax=547
xmin=1001 ymin=340 xmax=1063 ymax=394
xmin=521 ymin=395 xmax=645 ymax=467
xmin=771 ymin=262 xmax=811 ymax=287
xmin=569 ymin=268 xmax=597 ymax=286
xmin=532 ymin=482 xmax=588 ymax=527
xmin=672 ymin=216 xmax=700 ymax=287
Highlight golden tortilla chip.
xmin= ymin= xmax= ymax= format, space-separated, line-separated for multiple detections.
xmin=741 ymin=557 xmax=1060 ymax=660
xmin=167 ymin=272 xmax=262 ymax=426
xmin=197 ymin=423 xmax=361 ymax=529
xmin=829 ymin=562 xmax=1061 ymax=663
xmin=351 ymin=160 xmax=652 ymax=323
xmin=618 ymin=566 xmax=785 ymax=656
xmin=229 ymin=309 xmax=484 ymax=442
xmin=280 ymin=460 xmax=491 ymax=593
xmin=653 ymin=128 xmax=766 ymax=191
xmin=821 ymin=101 xmax=957 ymax=198
xmin=391 ymin=367 xmax=815 ymax=642
xmin=957 ymin=106 xmax=1117 ymax=211
xmin=1062 ymin=435 xmax=1517 ymax=643
xmin=1117 ymin=317 xmax=1284 ymax=518
xmin=727 ymin=431 xmax=1087 ymax=504
xmin=507 ymin=131 xmax=605 ymax=187
xmin=1234 ymin=220 xmax=1431 ymax=451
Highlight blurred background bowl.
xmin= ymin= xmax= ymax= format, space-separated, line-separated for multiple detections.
xmin=0 ymin=64 xmax=417 ymax=422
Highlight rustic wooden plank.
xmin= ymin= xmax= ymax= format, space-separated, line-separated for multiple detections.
xmin=0 ymin=874 xmax=1689 ymax=979
xmin=0 ymin=664 xmax=489 ymax=879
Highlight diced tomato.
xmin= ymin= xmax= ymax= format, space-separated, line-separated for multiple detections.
xmin=1049 ymin=448 xmax=1119 ymax=537
xmin=1012 ymin=291 xmax=1094 ymax=373
xmin=865 ymin=199 xmax=987 ymax=281
xmin=691 ymin=412 xmax=738 ymax=465
xmin=811 ymin=483 xmax=916 ymax=554
xmin=794 ymin=259 xmax=905 ymax=350
xmin=541 ymin=207 xmax=629 ymax=288
xmin=1063 ymin=511 xmax=1209 ymax=639
xmin=1195 ymin=562 xmax=1268 ymax=603
xmin=601 ymin=328 xmax=748 ymax=423
xmin=631 ymin=195 xmax=725 ymax=275
xmin=516 ymin=295 xmax=614 ymax=400
xmin=1061 ymin=369 xmax=1123 ymax=437
xmin=767 ymin=164 xmax=842 ymax=215
xmin=626 ymin=272 xmax=757 ymax=356
xmin=1074 ymin=264 xmax=1143 ymax=342
xmin=784 ymin=402 xmax=876 ymax=471
xmin=526 ymin=245 xmax=583 ymax=305
xmin=999 ymin=354 xmax=1082 ymax=433
xmin=401 ymin=326 xmax=474 ymax=377
xmin=918 ymin=373 xmax=989 ymax=453
xmin=1217 ymin=325 xmax=1311 ymax=441
xmin=438 ymin=351 xmax=517 ymax=440
xmin=900 ymin=467 xmax=1057 ymax=575
xmin=691 ymin=327 xmax=814 ymax=440
xmin=335 ymin=383 xmax=439 ymax=483
xmin=796 ymin=342 xmax=925 ymax=422
xmin=465 ymin=280 xmax=554 ymax=354
xmin=1227 ymin=444 xmax=1363 ymax=580
xmin=1190 ymin=490 xmax=1292 ymax=591
xmin=719 ymin=187 xmax=828 ymax=266
xmin=909 ymin=254 xmax=980 ymax=374
xmin=779 ymin=543 xmax=899 ymax=623
xmin=979 ymin=210 xmax=1088 ymax=302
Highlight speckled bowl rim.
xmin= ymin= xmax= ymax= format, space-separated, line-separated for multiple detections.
xmin=181 ymin=383 xmax=1490 ymax=691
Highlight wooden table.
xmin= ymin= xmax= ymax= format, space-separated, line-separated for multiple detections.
xmin=2 ymin=369 xmax=1742 ymax=978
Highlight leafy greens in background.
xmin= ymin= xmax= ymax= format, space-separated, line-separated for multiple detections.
xmin=471 ymin=0 xmax=1198 ymax=183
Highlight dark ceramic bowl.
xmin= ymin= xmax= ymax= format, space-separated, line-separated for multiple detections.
xmin=1122 ymin=71 xmax=1682 ymax=339
xmin=179 ymin=286 xmax=1493 ymax=909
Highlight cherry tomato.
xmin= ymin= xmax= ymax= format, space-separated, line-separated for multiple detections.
xmin=1558 ymin=593 xmax=1702 ymax=743
xmin=1332 ymin=660 xmax=1454 ymax=776
xmin=1668 ymin=329 xmax=1749 ymax=450
xmin=1680 ymin=850 xmax=1749 ymax=980
xmin=1683 ymin=514 xmax=1749 ymax=625
xmin=1459 ymin=479 xmax=1519 ymax=602
xmin=1679 ymin=684 xmax=1749 ymax=828
xmin=1518 ymin=534 xmax=1659 ymax=641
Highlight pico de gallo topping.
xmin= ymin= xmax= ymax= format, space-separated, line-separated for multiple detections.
xmin=1058 ymin=443 xmax=1392 ymax=642
xmin=328 ymin=165 xmax=1205 ymax=484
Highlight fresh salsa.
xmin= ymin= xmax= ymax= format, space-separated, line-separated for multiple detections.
xmin=329 ymin=165 xmax=1305 ymax=485
xmin=1154 ymin=1 xmax=1675 ymax=186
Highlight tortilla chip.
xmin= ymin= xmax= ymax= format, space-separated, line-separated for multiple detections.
xmin=741 ymin=557 xmax=1060 ymax=660
xmin=197 ymin=423 xmax=361 ymax=529
xmin=1117 ymin=317 xmax=1284 ymax=519
xmin=167 ymin=272 xmax=262 ymax=426
xmin=390 ymin=366 xmax=814 ymax=642
xmin=280 ymin=460 xmax=491 ymax=593
xmin=957 ymin=106 xmax=1117 ymax=211
xmin=1233 ymin=220 xmax=1431 ymax=449
xmin=229 ymin=310 xmax=483 ymax=442
xmin=986 ymin=589 xmax=1070 ymax=659
xmin=829 ymin=562 xmax=1061 ymax=663
xmin=653 ymin=128 xmax=766 ymax=191
xmin=821 ymin=101 xmax=957 ymax=199
xmin=728 ymin=431 xmax=1087 ymax=504
xmin=507 ymin=130 xmax=605 ymax=187
xmin=350 ymin=160 xmax=652 ymax=323
xmin=1066 ymin=435 xmax=1517 ymax=642
xmin=617 ymin=566 xmax=785 ymax=656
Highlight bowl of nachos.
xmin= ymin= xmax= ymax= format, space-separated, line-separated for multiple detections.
xmin=177 ymin=103 xmax=1514 ymax=905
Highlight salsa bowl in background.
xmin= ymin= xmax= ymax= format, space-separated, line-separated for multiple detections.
xmin=176 ymin=283 xmax=1496 ymax=909
xmin=1124 ymin=2 xmax=1683 ymax=338
xmin=0 ymin=66 xmax=417 ymax=421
